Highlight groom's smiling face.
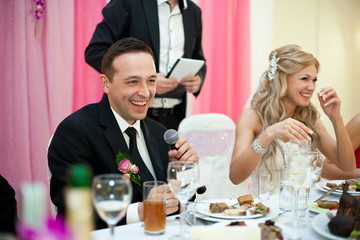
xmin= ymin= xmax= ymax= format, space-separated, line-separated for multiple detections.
xmin=101 ymin=52 xmax=157 ymax=125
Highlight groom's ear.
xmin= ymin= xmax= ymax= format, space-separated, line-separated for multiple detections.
xmin=100 ymin=74 xmax=110 ymax=94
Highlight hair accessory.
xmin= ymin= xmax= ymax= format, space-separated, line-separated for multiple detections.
xmin=251 ymin=139 xmax=267 ymax=155
xmin=267 ymin=51 xmax=280 ymax=81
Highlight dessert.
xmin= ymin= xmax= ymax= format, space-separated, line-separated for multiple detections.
xmin=259 ymin=220 xmax=283 ymax=240
xmin=237 ymin=194 xmax=254 ymax=205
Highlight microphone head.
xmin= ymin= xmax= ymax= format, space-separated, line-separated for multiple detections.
xmin=164 ymin=129 xmax=179 ymax=145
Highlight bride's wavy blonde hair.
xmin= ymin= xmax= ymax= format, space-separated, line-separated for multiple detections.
xmin=251 ymin=44 xmax=321 ymax=174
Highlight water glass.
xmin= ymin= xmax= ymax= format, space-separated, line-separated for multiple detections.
xmin=258 ymin=173 xmax=271 ymax=201
xmin=143 ymin=181 xmax=167 ymax=235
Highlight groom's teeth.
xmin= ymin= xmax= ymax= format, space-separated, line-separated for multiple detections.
xmin=132 ymin=101 xmax=146 ymax=106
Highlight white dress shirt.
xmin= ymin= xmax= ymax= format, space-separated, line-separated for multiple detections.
xmin=158 ymin=0 xmax=185 ymax=74
xmin=110 ymin=107 xmax=157 ymax=223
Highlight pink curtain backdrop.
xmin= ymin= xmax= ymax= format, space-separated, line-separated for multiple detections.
xmin=0 ymin=0 xmax=249 ymax=215
xmin=0 ymin=0 xmax=105 ymax=213
xmin=73 ymin=1 xmax=105 ymax=111
xmin=192 ymin=0 xmax=250 ymax=122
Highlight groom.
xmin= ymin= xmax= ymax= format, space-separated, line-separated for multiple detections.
xmin=48 ymin=37 xmax=199 ymax=229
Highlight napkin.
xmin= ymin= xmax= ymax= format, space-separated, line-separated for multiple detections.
xmin=191 ymin=226 xmax=261 ymax=240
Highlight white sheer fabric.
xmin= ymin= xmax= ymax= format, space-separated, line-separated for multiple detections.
xmin=178 ymin=113 xmax=250 ymax=201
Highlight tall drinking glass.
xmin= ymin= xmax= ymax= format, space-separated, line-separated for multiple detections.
xmin=285 ymin=147 xmax=309 ymax=228
xmin=167 ymin=161 xmax=199 ymax=240
xmin=301 ymin=150 xmax=325 ymax=221
xmin=92 ymin=174 xmax=132 ymax=239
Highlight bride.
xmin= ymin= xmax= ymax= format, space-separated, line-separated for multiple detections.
xmin=229 ymin=44 xmax=355 ymax=196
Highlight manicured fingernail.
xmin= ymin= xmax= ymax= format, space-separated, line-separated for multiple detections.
xmin=309 ymin=129 xmax=313 ymax=134
xmin=307 ymin=136 xmax=311 ymax=141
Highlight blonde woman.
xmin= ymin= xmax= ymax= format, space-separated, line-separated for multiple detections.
xmin=229 ymin=44 xmax=355 ymax=196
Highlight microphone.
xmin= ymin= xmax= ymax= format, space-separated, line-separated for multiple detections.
xmin=164 ymin=129 xmax=178 ymax=150
xmin=163 ymin=129 xmax=207 ymax=195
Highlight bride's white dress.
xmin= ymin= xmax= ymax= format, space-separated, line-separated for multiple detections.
xmin=249 ymin=142 xmax=286 ymax=197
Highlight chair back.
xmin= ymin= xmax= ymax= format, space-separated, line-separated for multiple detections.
xmin=178 ymin=113 xmax=250 ymax=201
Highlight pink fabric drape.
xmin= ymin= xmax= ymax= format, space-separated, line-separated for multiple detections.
xmin=73 ymin=1 xmax=105 ymax=111
xmin=0 ymin=0 xmax=105 ymax=212
xmin=192 ymin=0 xmax=250 ymax=122
xmin=0 ymin=0 xmax=249 ymax=217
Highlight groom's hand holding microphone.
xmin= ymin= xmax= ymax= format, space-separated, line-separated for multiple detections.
xmin=164 ymin=129 xmax=206 ymax=195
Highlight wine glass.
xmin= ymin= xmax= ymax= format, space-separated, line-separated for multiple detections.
xmin=301 ymin=150 xmax=326 ymax=221
xmin=285 ymin=146 xmax=309 ymax=228
xmin=167 ymin=161 xmax=199 ymax=240
xmin=92 ymin=174 xmax=133 ymax=239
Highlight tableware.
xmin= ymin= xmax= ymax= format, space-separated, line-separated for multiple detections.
xmin=167 ymin=161 xmax=199 ymax=240
xmin=312 ymin=210 xmax=347 ymax=240
xmin=283 ymin=140 xmax=309 ymax=227
xmin=317 ymin=180 xmax=360 ymax=195
xmin=308 ymin=203 xmax=331 ymax=214
xmin=92 ymin=174 xmax=132 ymax=239
xmin=301 ymin=151 xmax=325 ymax=220
xmin=143 ymin=181 xmax=167 ymax=235
xmin=314 ymin=186 xmax=338 ymax=202
xmin=258 ymin=173 xmax=271 ymax=202
xmin=194 ymin=198 xmax=279 ymax=221
xmin=279 ymin=166 xmax=293 ymax=212
xmin=212 ymin=220 xmax=292 ymax=239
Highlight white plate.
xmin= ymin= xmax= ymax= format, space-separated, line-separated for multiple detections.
xmin=312 ymin=210 xmax=347 ymax=240
xmin=316 ymin=180 xmax=360 ymax=196
xmin=308 ymin=203 xmax=332 ymax=214
xmin=212 ymin=221 xmax=291 ymax=239
xmin=194 ymin=198 xmax=279 ymax=221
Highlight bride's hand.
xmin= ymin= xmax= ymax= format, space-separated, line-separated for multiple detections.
xmin=317 ymin=87 xmax=342 ymax=121
xmin=266 ymin=118 xmax=313 ymax=142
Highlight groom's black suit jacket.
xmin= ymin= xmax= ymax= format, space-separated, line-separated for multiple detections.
xmin=48 ymin=95 xmax=169 ymax=229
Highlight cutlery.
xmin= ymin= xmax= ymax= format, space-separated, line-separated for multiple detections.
xmin=314 ymin=186 xmax=338 ymax=202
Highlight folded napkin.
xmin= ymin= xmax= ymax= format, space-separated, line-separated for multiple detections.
xmin=191 ymin=226 xmax=260 ymax=240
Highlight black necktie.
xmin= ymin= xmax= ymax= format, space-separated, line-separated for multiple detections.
xmin=125 ymin=127 xmax=153 ymax=182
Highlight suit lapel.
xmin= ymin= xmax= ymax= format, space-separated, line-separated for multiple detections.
xmin=141 ymin=121 xmax=166 ymax=182
xmin=142 ymin=0 xmax=160 ymax=67
xmin=99 ymin=95 xmax=154 ymax=182
xmin=182 ymin=6 xmax=194 ymax=58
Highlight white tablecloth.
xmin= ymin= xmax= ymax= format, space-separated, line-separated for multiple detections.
xmin=91 ymin=181 xmax=341 ymax=240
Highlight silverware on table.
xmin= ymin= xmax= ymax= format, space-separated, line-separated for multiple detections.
xmin=314 ymin=186 xmax=338 ymax=202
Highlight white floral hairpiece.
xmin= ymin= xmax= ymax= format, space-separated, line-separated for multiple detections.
xmin=267 ymin=51 xmax=280 ymax=81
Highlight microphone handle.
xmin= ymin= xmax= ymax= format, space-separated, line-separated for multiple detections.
xmin=196 ymin=185 xmax=207 ymax=195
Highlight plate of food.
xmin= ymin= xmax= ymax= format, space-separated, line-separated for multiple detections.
xmin=211 ymin=219 xmax=291 ymax=239
xmin=312 ymin=210 xmax=347 ymax=240
xmin=309 ymin=200 xmax=339 ymax=214
xmin=194 ymin=194 xmax=279 ymax=221
xmin=316 ymin=179 xmax=360 ymax=196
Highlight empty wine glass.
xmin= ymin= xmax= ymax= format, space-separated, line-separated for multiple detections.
xmin=167 ymin=161 xmax=199 ymax=240
xmin=92 ymin=174 xmax=132 ymax=239
xmin=301 ymin=150 xmax=326 ymax=221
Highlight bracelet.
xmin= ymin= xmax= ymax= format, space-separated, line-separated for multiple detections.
xmin=251 ymin=139 xmax=267 ymax=155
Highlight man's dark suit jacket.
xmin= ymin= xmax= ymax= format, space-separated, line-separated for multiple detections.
xmin=48 ymin=95 xmax=169 ymax=229
xmin=85 ymin=0 xmax=206 ymax=115
xmin=0 ymin=175 xmax=18 ymax=234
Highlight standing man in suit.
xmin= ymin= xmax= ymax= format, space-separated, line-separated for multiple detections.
xmin=85 ymin=0 xmax=206 ymax=130
xmin=48 ymin=37 xmax=199 ymax=229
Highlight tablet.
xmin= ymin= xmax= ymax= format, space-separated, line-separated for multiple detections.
xmin=166 ymin=58 xmax=205 ymax=82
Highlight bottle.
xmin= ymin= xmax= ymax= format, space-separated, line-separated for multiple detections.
xmin=65 ymin=164 xmax=94 ymax=240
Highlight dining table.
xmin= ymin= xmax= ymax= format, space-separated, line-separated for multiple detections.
xmin=91 ymin=179 xmax=345 ymax=240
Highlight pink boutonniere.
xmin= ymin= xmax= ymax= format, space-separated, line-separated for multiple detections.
xmin=116 ymin=151 xmax=141 ymax=186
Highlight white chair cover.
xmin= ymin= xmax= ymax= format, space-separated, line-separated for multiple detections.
xmin=178 ymin=113 xmax=250 ymax=201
